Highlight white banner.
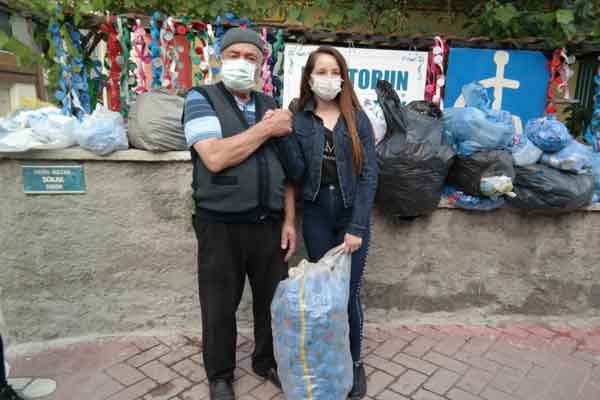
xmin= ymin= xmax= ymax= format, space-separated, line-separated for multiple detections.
xmin=283 ymin=44 xmax=429 ymax=110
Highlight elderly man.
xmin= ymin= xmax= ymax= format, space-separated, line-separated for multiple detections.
xmin=183 ymin=28 xmax=296 ymax=400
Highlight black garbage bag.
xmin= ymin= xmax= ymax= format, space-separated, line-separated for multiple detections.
xmin=406 ymin=101 xmax=443 ymax=119
xmin=446 ymin=150 xmax=515 ymax=197
xmin=507 ymin=164 xmax=594 ymax=212
xmin=375 ymin=80 xmax=455 ymax=217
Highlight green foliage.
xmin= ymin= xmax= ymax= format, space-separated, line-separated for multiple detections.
xmin=0 ymin=31 xmax=43 ymax=67
xmin=465 ymin=0 xmax=600 ymax=47
xmin=565 ymin=103 xmax=593 ymax=139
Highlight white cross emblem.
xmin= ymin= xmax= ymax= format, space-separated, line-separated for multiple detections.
xmin=453 ymin=51 xmax=523 ymax=133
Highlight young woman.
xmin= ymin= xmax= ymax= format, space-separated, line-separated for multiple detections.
xmin=280 ymin=46 xmax=378 ymax=399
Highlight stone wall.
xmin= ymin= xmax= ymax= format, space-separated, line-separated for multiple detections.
xmin=1 ymin=149 xmax=599 ymax=343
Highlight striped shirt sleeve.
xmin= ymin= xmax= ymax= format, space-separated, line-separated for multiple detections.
xmin=183 ymin=90 xmax=223 ymax=147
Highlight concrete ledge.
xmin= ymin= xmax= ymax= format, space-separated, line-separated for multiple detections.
xmin=1 ymin=148 xmax=599 ymax=211
xmin=438 ymin=199 xmax=600 ymax=212
xmin=0 ymin=147 xmax=191 ymax=162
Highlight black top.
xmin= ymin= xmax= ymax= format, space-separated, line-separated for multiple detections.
xmin=321 ymin=127 xmax=339 ymax=186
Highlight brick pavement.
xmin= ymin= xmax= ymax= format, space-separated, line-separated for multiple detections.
xmin=7 ymin=324 xmax=600 ymax=400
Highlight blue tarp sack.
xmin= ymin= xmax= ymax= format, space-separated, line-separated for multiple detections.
xmin=541 ymin=140 xmax=593 ymax=174
xmin=272 ymin=246 xmax=353 ymax=400
xmin=442 ymin=185 xmax=505 ymax=211
xmin=443 ymin=83 xmax=515 ymax=156
xmin=511 ymin=134 xmax=543 ymax=166
xmin=592 ymin=153 xmax=600 ymax=203
xmin=525 ymin=115 xmax=572 ymax=153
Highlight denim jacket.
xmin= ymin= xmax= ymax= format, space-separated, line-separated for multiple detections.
xmin=278 ymin=102 xmax=378 ymax=238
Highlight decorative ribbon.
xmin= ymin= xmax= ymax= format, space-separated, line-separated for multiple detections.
xmin=546 ymin=47 xmax=577 ymax=116
xmin=131 ymin=19 xmax=149 ymax=94
xmin=214 ymin=16 xmax=224 ymax=60
xmin=207 ymin=24 xmax=220 ymax=78
xmin=223 ymin=12 xmax=251 ymax=28
xmin=160 ymin=17 xmax=175 ymax=88
xmin=558 ymin=48 xmax=575 ymax=100
xmin=425 ymin=36 xmax=446 ymax=109
xmin=270 ymin=29 xmax=285 ymax=103
xmin=69 ymin=25 xmax=90 ymax=119
xmin=545 ymin=49 xmax=563 ymax=114
xmin=149 ymin=12 xmax=163 ymax=89
xmin=88 ymin=59 xmax=105 ymax=112
xmin=192 ymin=20 xmax=210 ymax=85
xmin=584 ymin=57 xmax=600 ymax=152
xmin=261 ymin=28 xmax=273 ymax=95
xmin=117 ymin=17 xmax=133 ymax=117
xmin=49 ymin=6 xmax=71 ymax=116
xmin=100 ymin=16 xmax=122 ymax=112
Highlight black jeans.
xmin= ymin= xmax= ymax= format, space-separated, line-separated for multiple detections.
xmin=193 ymin=215 xmax=288 ymax=382
xmin=0 ymin=335 xmax=6 ymax=386
xmin=302 ymin=185 xmax=371 ymax=363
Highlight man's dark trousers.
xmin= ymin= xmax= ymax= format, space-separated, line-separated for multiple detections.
xmin=193 ymin=215 xmax=288 ymax=382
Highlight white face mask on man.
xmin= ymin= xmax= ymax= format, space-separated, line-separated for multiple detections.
xmin=221 ymin=59 xmax=257 ymax=92
xmin=310 ymin=75 xmax=343 ymax=101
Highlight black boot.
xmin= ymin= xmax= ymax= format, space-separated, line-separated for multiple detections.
xmin=0 ymin=385 xmax=25 ymax=400
xmin=253 ymin=367 xmax=282 ymax=389
xmin=209 ymin=379 xmax=234 ymax=400
xmin=348 ymin=362 xmax=367 ymax=399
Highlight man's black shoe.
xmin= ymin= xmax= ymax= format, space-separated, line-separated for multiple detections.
xmin=209 ymin=379 xmax=234 ymax=400
xmin=0 ymin=385 xmax=25 ymax=400
xmin=348 ymin=362 xmax=367 ymax=399
xmin=253 ymin=367 xmax=282 ymax=390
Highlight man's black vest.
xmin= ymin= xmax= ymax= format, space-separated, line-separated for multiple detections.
xmin=186 ymin=83 xmax=285 ymax=214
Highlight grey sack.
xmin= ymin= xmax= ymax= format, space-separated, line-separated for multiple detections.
xmin=128 ymin=90 xmax=188 ymax=152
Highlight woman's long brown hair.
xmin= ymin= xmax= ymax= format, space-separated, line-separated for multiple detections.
xmin=297 ymin=46 xmax=364 ymax=174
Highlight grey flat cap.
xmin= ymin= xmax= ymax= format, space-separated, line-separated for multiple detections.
xmin=221 ymin=28 xmax=265 ymax=53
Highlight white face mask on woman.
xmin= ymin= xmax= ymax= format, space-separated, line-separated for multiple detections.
xmin=310 ymin=75 xmax=343 ymax=101
xmin=221 ymin=59 xmax=257 ymax=92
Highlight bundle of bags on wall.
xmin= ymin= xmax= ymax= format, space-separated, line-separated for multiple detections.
xmin=0 ymin=104 xmax=129 ymax=155
xmin=0 ymin=88 xmax=189 ymax=156
xmin=375 ymin=81 xmax=600 ymax=217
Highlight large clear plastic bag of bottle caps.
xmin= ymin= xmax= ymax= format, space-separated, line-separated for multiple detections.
xmin=443 ymin=83 xmax=515 ymax=156
xmin=525 ymin=115 xmax=572 ymax=153
xmin=442 ymin=185 xmax=505 ymax=211
xmin=511 ymin=134 xmax=543 ymax=166
xmin=540 ymin=140 xmax=593 ymax=174
xmin=272 ymin=246 xmax=353 ymax=400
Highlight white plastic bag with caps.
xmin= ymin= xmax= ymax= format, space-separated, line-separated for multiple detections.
xmin=363 ymin=100 xmax=387 ymax=144
xmin=480 ymin=176 xmax=516 ymax=198
xmin=272 ymin=245 xmax=353 ymax=400
xmin=29 ymin=114 xmax=78 ymax=150
xmin=0 ymin=107 xmax=78 ymax=152
xmin=75 ymin=106 xmax=129 ymax=155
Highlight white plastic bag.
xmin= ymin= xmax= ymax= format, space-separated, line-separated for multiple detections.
xmin=272 ymin=245 xmax=353 ymax=400
xmin=0 ymin=129 xmax=36 ymax=152
xmin=75 ymin=106 xmax=129 ymax=155
xmin=363 ymin=100 xmax=387 ymax=144
xmin=29 ymin=114 xmax=78 ymax=150
xmin=480 ymin=175 xmax=516 ymax=198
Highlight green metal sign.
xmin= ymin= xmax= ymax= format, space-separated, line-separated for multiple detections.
xmin=22 ymin=165 xmax=86 ymax=194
